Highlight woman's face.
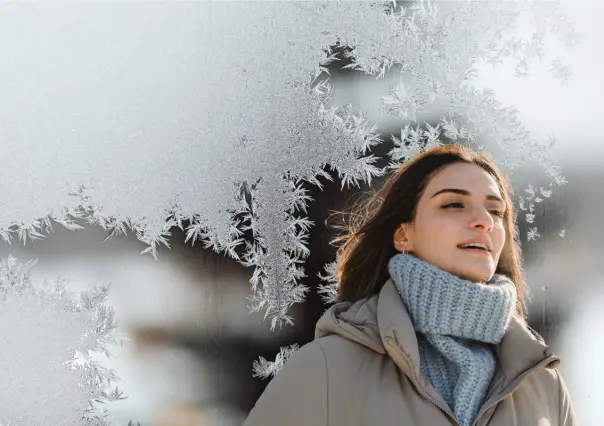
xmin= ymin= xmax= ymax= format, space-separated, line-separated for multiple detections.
xmin=393 ymin=162 xmax=507 ymax=283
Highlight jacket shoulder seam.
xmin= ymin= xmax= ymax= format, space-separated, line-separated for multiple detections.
xmin=315 ymin=340 xmax=330 ymax=426
xmin=554 ymin=368 xmax=563 ymax=424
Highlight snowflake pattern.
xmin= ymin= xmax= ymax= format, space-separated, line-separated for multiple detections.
xmin=0 ymin=1 xmax=578 ymax=348
xmin=252 ymin=344 xmax=300 ymax=379
xmin=0 ymin=255 xmax=126 ymax=425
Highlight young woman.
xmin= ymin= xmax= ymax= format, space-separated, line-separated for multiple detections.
xmin=243 ymin=144 xmax=578 ymax=426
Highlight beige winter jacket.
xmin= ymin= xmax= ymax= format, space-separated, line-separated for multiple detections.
xmin=244 ymin=279 xmax=578 ymax=426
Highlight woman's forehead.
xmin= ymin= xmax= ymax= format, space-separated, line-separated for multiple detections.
xmin=424 ymin=163 xmax=502 ymax=196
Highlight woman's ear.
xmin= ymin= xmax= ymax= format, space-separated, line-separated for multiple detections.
xmin=393 ymin=224 xmax=411 ymax=253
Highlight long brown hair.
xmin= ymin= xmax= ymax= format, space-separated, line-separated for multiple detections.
xmin=331 ymin=144 xmax=526 ymax=317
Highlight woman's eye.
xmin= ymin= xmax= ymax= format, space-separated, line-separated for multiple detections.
xmin=443 ymin=202 xmax=464 ymax=208
xmin=443 ymin=203 xmax=504 ymax=218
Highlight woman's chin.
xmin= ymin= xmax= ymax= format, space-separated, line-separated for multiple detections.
xmin=454 ymin=258 xmax=495 ymax=279
xmin=454 ymin=267 xmax=495 ymax=283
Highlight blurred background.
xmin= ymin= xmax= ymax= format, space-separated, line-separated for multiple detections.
xmin=0 ymin=1 xmax=602 ymax=425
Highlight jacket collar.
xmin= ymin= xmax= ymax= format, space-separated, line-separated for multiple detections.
xmin=376 ymin=279 xmax=559 ymax=385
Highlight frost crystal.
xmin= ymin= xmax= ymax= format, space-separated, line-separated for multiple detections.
xmin=550 ymin=60 xmax=572 ymax=85
xmin=317 ymin=258 xmax=340 ymax=305
xmin=527 ymin=227 xmax=541 ymax=241
xmin=382 ymin=82 xmax=427 ymax=122
xmin=0 ymin=1 xmax=577 ymax=332
xmin=0 ymin=255 xmax=124 ymax=425
xmin=252 ymin=344 xmax=300 ymax=380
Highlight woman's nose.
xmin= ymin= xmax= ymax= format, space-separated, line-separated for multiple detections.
xmin=471 ymin=208 xmax=494 ymax=231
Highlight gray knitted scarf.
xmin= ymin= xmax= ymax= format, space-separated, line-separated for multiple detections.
xmin=388 ymin=252 xmax=517 ymax=426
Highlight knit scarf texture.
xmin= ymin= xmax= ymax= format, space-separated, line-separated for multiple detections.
xmin=388 ymin=252 xmax=517 ymax=426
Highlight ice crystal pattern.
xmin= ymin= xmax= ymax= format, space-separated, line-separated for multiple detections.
xmin=252 ymin=344 xmax=300 ymax=379
xmin=0 ymin=1 xmax=577 ymax=332
xmin=0 ymin=255 xmax=125 ymax=425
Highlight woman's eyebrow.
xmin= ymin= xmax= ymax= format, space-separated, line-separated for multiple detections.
xmin=430 ymin=188 xmax=504 ymax=203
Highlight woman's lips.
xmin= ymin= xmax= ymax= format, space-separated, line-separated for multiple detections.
xmin=459 ymin=247 xmax=491 ymax=256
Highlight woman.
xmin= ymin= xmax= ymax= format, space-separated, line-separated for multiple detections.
xmin=243 ymin=144 xmax=577 ymax=426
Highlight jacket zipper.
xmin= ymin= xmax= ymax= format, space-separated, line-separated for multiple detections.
xmin=470 ymin=355 xmax=560 ymax=426
xmin=385 ymin=339 xmax=463 ymax=426
xmin=387 ymin=338 xmax=559 ymax=426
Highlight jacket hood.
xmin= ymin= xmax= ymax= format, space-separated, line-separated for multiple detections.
xmin=315 ymin=280 xmax=559 ymax=383
xmin=315 ymin=290 xmax=385 ymax=354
